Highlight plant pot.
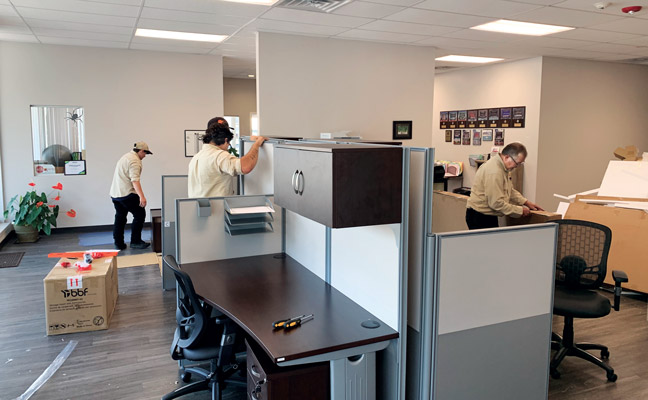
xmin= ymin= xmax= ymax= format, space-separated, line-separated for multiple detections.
xmin=14 ymin=225 xmax=39 ymax=243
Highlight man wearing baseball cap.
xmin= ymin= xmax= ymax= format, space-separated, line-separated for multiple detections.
xmin=109 ymin=141 xmax=152 ymax=250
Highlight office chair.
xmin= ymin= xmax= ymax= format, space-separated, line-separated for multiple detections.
xmin=162 ymin=255 xmax=246 ymax=400
xmin=550 ymin=219 xmax=628 ymax=382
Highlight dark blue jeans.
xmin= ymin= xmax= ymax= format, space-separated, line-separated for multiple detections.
xmin=112 ymin=193 xmax=146 ymax=245
xmin=465 ymin=207 xmax=499 ymax=230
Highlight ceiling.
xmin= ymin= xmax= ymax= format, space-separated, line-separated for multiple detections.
xmin=2 ymin=0 xmax=648 ymax=78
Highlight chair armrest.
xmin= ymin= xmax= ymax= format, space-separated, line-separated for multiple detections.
xmin=612 ymin=270 xmax=628 ymax=283
xmin=611 ymin=270 xmax=628 ymax=311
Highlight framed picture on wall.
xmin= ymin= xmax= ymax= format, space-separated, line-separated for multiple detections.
xmin=445 ymin=130 xmax=452 ymax=142
xmin=185 ymin=129 xmax=204 ymax=157
xmin=393 ymin=121 xmax=412 ymax=140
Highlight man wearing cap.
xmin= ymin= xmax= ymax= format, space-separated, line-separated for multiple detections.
xmin=188 ymin=117 xmax=267 ymax=197
xmin=109 ymin=142 xmax=152 ymax=249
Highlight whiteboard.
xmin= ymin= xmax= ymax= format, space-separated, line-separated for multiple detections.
xmin=598 ymin=160 xmax=648 ymax=198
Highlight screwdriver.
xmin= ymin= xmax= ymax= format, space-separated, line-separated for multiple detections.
xmin=272 ymin=314 xmax=306 ymax=330
xmin=283 ymin=314 xmax=314 ymax=330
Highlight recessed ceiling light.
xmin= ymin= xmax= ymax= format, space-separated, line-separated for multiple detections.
xmin=471 ymin=19 xmax=574 ymax=36
xmin=135 ymin=28 xmax=227 ymax=43
xmin=248 ymin=74 xmax=255 ymax=78
xmin=435 ymin=55 xmax=504 ymax=64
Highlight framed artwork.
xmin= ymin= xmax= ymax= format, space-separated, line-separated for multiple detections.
xmin=393 ymin=121 xmax=412 ymax=140
xmin=472 ymin=130 xmax=481 ymax=146
xmin=494 ymin=129 xmax=505 ymax=146
xmin=482 ymin=129 xmax=493 ymax=141
xmin=64 ymin=160 xmax=86 ymax=175
xmin=462 ymin=130 xmax=471 ymax=145
xmin=453 ymin=130 xmax=461 ymax=145
xmin=445 ymin=130 xmax=452 ymax=142
xmin=185 ymin=129 xmax=204 ymax=157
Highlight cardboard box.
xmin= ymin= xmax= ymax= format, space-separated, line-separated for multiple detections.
xmin=44 ymin=257 xmax=118 ymax=335
xmin=613 ymin=145 xmax=642 ymax=161
xmin=565 ymin=196 xmax=648 ymax=293
xmin=505 ymin=210 xmax=562 ymax=226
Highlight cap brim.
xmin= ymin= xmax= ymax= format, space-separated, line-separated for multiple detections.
xmin=145 ymin=150 xmax=153 ymax=155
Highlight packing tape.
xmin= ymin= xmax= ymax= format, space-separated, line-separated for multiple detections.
xmin=14 ymin=340 xmax=78 ymax=400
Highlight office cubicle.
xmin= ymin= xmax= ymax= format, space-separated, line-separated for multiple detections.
xmin=161 ymin=175 xmax=188 ymax=290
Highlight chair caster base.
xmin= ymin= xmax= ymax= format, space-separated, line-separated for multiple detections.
xmin=181 ymin=372 xmax=192 ymax=383
xmin=607 ymin=371 xmax=617 ymax=382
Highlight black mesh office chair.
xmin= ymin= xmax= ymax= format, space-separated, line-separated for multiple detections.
xmin=551 ymin=219 xmax=628 ymax=382
xmin=162 ymin=255 xmax=245 ymax=400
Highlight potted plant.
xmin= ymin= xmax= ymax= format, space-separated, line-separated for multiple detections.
xmin=4 ymin=182 xmax=67 ymax=242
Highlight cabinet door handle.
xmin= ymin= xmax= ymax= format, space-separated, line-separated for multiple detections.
xmin=291 ymin=170 xmax=299 ymax=194
xmin=250 ymin=364 xmax=262 ymax=378
xmin=297 ymin=171 xmax=304 ymax=195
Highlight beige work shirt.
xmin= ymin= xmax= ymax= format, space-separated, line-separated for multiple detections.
xmin=466 ymin=154 xmax=527 ymax=217
xmin=110 ymin=151 xmax=142 ymax=198
xmin=188 ymin=143 xmax=242 ymax=198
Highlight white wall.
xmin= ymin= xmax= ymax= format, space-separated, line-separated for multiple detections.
xmin=0 ymin=42 xmax=223 ymax=227
xmin=224 ymin=78 xmax=256 ymax=136
xmin=537 ymin=57 xmax=648 ymax=211
xmin=432 ymin=58 xmax=543 ymax=202
xmin=257 ymin=32 xmax=435 ymax=147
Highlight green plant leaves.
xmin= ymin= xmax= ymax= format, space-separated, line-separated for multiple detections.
xmin=4 ymin=188 xmax=60 ymax=235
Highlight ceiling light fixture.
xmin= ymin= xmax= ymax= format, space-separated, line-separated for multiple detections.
xmin=470 ymin=19 xmax=574 ymax=36
xmin=135 ymin=28 xmax=227 ymax=43
xmin=248 ymin=74 xmax=255 ymax=78
xmin=435 ymin=55 xmax=504 ymax=64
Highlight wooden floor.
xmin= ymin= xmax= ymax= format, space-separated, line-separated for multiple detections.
xmin=0 ymin=228 xmax=245 ymax=400
xmin=0 ymin=227 xmax=647 ymax=400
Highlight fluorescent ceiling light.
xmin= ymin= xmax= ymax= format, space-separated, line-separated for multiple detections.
xmin=248 ymin=74 xmax=255 ymax=78
xmin=135 ymin=28 xmax=227 ymax=43
xmin=435 ymin=55 xmax=503 ymax=64
xmin=471 ymin=19 xmax=574 ymax=36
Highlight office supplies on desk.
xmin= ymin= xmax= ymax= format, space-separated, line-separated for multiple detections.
xmin=284 ymin=314 xmax=314 ymax=330
xmin=273 ymin=314 xmax=306 ymax=329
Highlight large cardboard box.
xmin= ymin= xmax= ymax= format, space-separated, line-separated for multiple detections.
xmin=565 ymin=196 xmax=648 ymax=293
xmin=44 ymin=256 xmax=118 ymax=335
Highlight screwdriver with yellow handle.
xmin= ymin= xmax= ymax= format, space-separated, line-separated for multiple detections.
xmin=272 ymin=314 xmax=314 ymax=330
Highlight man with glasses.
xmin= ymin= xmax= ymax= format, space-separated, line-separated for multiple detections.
xmin=465 ymin=142 xmax=543 ymax=230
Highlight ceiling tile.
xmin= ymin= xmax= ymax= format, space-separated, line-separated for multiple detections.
xmin=332 ymin=1 xmax=405 ymax=18
xmin=415 ymin=36 xmax=484 ymax=48
xmin=507 ymin=0 xmax=564 ymax=4
xmin=363 ymin=0 xmax=426 ymax=6
xmin=442 ymin=28 xmax=522 ymax=42
xmin=588 ymin=17 xmax=648 ymax=35
xmin=578 ymin=42 xmax=648 ymax=54
xmin=248 ymin=18 xmax=349 ymax=35
xmin=24 ymin=18 xmax=134 ymax=34
xmin=0 ymin=32 xmax=38 ymax=42
xmin=414 ymin=0 xmax=542 ymax=18
xmin=221 ymin=34 xmax=256 ymax=47
xmin=385 ymin=8 xmax=492 ymax=27
xmin=260 ymin=7 xmax=373 ymax=28
xmin=137 ymin=18 xmax=239 ymax=35
xmin=16 ymin=7 xmax=136 ymax=26
xmin=336 ymin=28 xmax=429 ymax=42
xmin=129 ymin=42 xmax=212 ymax=54
xmin=511 ymin=6 xmax=625 ymax=27
xmin=511 ymin=35 xmax=595 ymax=49
xmin=0 ymin=24 xmax=31 ymax=34
xmin=38 ymin=36 xmax=129 ymax=48
xmin=358 ymin=20 xmax=460 ymax=36
xmin=32 ymin=27 xmax=131 ymax=42
xmin=140 ymin=6 xmax=256 ymax=26
xmin=551 ymin=0 xmax=648 ymax=18
xmin=76 ymin=0 xmax=142 ymax=5
xmin=552 ymin=27 xmax=641 ymax=42
xmin=10 ymin=0 xmax=141 ymax=17
xmin=546 ymin=48 xmax=625 ymax=59
xmin=0 ymin=15 xmax=26 ymax=26
xmin=144 ymin=0 xmax=269 ymax=18
xmin=611 ymin=36 xmax=648 ymax=47
xmin=0 ymin=4 xmax=18 ymax=16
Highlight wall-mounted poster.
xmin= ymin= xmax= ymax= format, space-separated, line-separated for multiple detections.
xmin=472 ymin=130 xmax=481 ymax=146
xmin=440 ymin=112 xmax=449 ymax=129
xmin=500 ymin=108 xmax=512 ymax=128
xmin=494 ymin=129 xmax=504 ymax=146
xmin=477 ymin=109 xmax=488 ymax=128
xmin=488 ymin=108 xmax=499 ymax=128
xmin=448 ymin=111 xmax=458 ymax=128
xmin=512 ymin=107 xmax=526 ymax=128
xmin=457 ymin=110 xmax=467 ymax=128
xmin=453 ymin=130 xmax=461 ymax=145
xmin=467 ymin=110 xmax=477 ymax=128
xmin=445 ymin=130 xmax=452 ymax=142
xmin=462 ymin=130 xmax=471 ymax=145
xmin=185 ymin=129 xmax=204 ymax=157
xmin=482 ymin=129 xmax=493 ymax=141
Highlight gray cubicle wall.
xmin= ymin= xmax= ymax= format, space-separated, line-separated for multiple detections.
xmin=175 ymin=196 xmax=283 ymax=264
xmin=161 ymin=175 xmax=188 ymax=290
xmin=431 ymin=224 xmax=557 ymax=400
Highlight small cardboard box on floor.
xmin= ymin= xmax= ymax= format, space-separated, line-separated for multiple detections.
xmin=44 ymin=256 xmax=118 ymax=335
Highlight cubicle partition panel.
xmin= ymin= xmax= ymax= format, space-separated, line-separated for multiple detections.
xmin=161 ymin=175 xmax=188 ymax=290
xmin=285 ymin=210 xmax=327 ymax=280
xmin=175 ymin=196 xmax=283 ymax=264
xmin=431 ymin=224 xmax=557 ymax=400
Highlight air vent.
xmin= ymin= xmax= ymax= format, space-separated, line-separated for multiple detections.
xmin=620 ymin=57 xmax=648 ymax=64
xmin=276 ymin=0 xmax=351 ymax=13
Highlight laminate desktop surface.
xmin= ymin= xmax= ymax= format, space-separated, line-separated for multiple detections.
xmin=180 ymin=254 xmax=398 ymax=365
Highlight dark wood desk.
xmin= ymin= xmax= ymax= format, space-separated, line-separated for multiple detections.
xmin=180 ymin=253 xmax=398 ymax=366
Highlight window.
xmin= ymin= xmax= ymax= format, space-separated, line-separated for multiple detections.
xmin=224 ymin=115 xmax=240 ymax=148
xmin=250 ymin=113 xmax=259 ymax=136
xmin=31 ymin=105 xmax=85 ymax=176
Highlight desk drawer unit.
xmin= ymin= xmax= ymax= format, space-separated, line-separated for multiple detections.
xmin=246 ymin=340 xmax=329 ymax=400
